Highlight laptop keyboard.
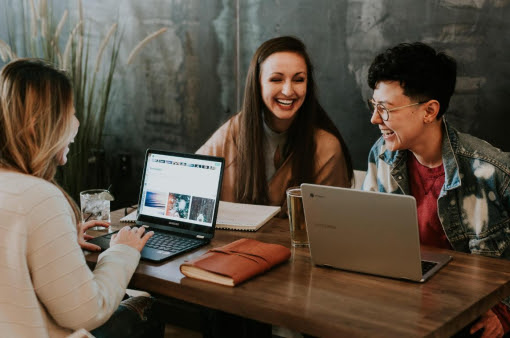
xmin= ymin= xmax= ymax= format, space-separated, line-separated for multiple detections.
xmin=145 ymin=232 xmax=202 ymax=253
xmin=101 ymin=231 xmax=202 ymax=253
xmin=421 ymin=260 xmax=438 ymax=275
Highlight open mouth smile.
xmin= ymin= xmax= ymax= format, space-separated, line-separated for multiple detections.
xmin=381 ymin=129 xmax=395 ymax=138
xmin=276 ymin=98 xmax=294 ymax=106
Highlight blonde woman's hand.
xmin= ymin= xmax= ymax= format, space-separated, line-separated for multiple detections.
xmin=78 ymin=220 xmax=110 ymax=252
xmin=110 ymin=226 xmax=154 ymax=252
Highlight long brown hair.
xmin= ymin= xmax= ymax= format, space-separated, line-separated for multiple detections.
xmin=0 ymin=58 xmax=80 ymax=222
xmin=235 ymin=36 xmax=353 ymax=204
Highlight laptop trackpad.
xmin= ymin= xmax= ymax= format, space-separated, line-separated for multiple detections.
xmin=87 ymin=235 xmax=111 ymax=251
xmin=140 ymin=246 xmax=173 ymax=261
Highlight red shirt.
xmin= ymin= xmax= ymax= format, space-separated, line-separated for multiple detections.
xmin=407 ymin=153 xmax=510 ymax=333
xmin=407 ymin=153 xmax=451 ymax=249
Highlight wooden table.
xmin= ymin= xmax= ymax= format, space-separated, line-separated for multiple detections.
xmin=86 ymin=209 xmax=510 ymax=337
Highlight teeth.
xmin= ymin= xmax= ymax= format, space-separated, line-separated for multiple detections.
xmin=276 ymin=99 xmax=293 ymax=105
xmin=382 ymin=130 xmax=394 ymax=136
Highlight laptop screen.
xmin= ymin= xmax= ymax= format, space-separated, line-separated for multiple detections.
xmin=136 ymin=149 xmax=224 ymax=238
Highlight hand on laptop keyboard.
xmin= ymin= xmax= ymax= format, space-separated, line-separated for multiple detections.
xmin=111 ymin=226 xmax=154 ymax=252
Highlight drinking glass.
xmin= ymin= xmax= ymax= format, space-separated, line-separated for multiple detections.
xmin=80 ymin=189 xmax=113 ymax=230
xmin=286 ymin=186 xmax=309 ymax=247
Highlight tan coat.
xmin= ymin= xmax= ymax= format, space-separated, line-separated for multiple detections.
xmin=197 ymin=114 xmax=351 ymax=211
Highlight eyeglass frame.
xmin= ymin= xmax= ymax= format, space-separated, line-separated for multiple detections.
xmin=367 ymin=99 xmax=428 ymax=121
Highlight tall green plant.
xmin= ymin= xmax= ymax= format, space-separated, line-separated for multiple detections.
xmin=62 ymin=19 xmax=122 ymax=200
xmin=0 ymin=0 xmax=166 ymax=200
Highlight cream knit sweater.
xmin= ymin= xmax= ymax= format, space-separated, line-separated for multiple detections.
xmin=0 ymin=170 xmax=141 ymax=337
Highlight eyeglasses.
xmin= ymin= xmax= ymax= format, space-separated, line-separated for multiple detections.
xmin=367 ymin=99 xmax=426 ymax=121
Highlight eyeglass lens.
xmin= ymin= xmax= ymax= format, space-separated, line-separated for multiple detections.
xmin=367 ymin=100 xmax=388 ymax=120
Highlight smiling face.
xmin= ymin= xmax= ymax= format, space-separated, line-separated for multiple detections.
xmin=259 ymin=51 xmax=307 ymax=132
xmin=370 ymin=81 xmax=427 ymax=152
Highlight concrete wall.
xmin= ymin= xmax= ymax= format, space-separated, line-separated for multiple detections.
xmin=1 ymin=0 xmax=510 ymax=206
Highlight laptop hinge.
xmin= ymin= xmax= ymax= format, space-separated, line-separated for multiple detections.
xmin=196 ymin=235 xmax=205 ymax=239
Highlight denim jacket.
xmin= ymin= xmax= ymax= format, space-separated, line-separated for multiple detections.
xmin=362 ymin=120 xmax=510 ymax=263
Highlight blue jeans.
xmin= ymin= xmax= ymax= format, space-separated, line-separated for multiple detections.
xmin=91 ymin=296 xmax=164 ymax=338
xmin=201 ymin=308 xmax=271 ymax=338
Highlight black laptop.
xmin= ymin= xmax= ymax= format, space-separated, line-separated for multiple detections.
xmin=88 ymin=149 xmax=225 ymax=262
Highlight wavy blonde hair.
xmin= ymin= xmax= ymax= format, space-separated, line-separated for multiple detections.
xmin=0 ymin=58 xmax=80 ymax=222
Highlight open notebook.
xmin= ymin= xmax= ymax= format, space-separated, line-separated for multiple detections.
xmin=121 ymin=201 xmax=280 ymax=231
xmin=215 ymin=201 xmax=280 ymax=231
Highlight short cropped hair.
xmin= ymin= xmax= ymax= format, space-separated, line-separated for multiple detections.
xmin=367 ymin=42 xmax=457 ymax=118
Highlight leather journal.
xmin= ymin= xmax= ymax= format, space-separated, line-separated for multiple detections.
xmin=180 ymin=238 xmax=291 ymax=286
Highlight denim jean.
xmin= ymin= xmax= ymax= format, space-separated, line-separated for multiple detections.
xmin=201 ymin=308 xmax=271 ymax=338
xmin=91 ymin=296 xmax=164 ymax=338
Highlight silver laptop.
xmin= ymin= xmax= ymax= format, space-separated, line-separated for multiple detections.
xmin=301 ymin=184 xmax=452 ymax=282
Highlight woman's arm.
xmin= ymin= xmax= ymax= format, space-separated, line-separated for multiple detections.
xmin=196 ymin=115 xmax=238 ymax=157
xmin=27 ymin=187 xmax=140 ymax=331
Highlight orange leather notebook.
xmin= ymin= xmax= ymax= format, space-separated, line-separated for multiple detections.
xmin=180 ymin=238 xmax=291 ymax=286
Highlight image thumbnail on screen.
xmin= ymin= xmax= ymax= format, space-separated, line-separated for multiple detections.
xmin=189 ymin=196 xmax=215 ymax=223
xmin=166 ymin=193 xmax=191 ymax=219
xmin=143 ymin=191 xmax=167 ymax=215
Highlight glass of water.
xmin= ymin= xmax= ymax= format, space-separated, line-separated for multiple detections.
xmin=79 ymin=189 xmax=114 ymax=230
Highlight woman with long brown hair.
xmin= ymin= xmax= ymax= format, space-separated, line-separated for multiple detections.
xmin=198 ymin=36 xmax=354 ymax=338
xmin=0 ymin=58 xmax=160 ymax=337
xmin=197 ymin=36 xmax=353 ymax=211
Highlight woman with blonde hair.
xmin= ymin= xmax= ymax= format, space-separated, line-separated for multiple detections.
xmin=0 ymin=58 xmax=161 ymax=337
xmin=197 ymin=36 xmax=353 ymax=213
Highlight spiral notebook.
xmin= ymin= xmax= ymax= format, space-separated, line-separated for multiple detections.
xmin=215 ymin=201 xmax=280 ymax=231
xmin=121 ymin=201 xmax=280 ymax=231
xmin=120 ymin=210 xmax=137 ymax=222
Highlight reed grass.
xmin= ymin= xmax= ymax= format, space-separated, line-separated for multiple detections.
xmin=1 ymin=0 xmax=167 ymax=200
xmin=127 ymin=27 xmax=167 ymax=65
xmin=0 ymin=40 xmax=15 ymax=61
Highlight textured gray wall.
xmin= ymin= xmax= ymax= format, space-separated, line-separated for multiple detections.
xmin=1 ymin=0 xmax=510 ymax=206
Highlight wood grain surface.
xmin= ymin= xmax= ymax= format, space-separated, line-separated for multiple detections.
xmin=85 ymin=209 xmax=510 ymax=337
